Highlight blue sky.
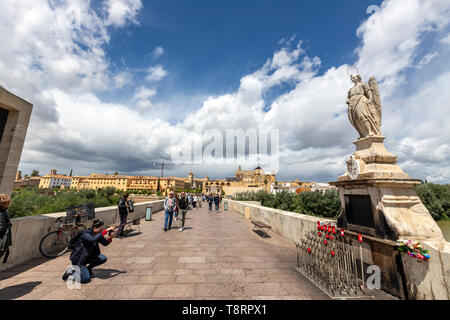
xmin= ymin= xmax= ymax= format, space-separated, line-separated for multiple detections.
xmin=105 ymin=0 xmax=383 ymax=105
xmin=0 ymin=0 xmax=449 ymax=183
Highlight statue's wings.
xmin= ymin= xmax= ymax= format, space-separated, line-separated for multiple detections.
xmin=368 ymin=77 xmax=382 ymax=127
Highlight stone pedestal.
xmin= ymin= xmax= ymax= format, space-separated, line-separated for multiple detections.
xmin=338 ymin=136 xmax=409 ymax=181
xmin=330 ymin=136 xmax=444 ymax=242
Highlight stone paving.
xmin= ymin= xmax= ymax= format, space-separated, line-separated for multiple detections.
xmin=0 ymin=205 xmax=329 ymax=300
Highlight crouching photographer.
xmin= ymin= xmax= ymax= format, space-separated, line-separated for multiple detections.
xmin=62 ymin=219 xmax=116 ymax=284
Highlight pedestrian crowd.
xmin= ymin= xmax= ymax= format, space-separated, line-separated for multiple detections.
xmin=163 ymin=191 xmax=222 ymax=232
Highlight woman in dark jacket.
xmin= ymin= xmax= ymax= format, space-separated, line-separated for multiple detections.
xmin=0 ymin=194 xmax=12 ymax=263
xmin=0 ymin=194 xmax=11 ymax=238
xmin=62 ymin=219 xmax=115 ymax=283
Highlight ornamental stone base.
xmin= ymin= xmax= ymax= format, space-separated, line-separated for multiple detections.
xmin=331 ymin=136 xmax=444 ymax=242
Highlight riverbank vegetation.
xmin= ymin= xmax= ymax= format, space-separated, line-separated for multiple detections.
xmin=8 ymin=186 xmax=123 ymax=218
xmin=415 ymin=183 xmax=450 ymax=221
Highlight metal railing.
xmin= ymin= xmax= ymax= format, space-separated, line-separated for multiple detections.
xmin=295 ymin=222 xmax=397 ymax=299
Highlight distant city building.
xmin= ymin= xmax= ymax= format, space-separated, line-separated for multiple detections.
xmin=204 ymin=166 xmax=276 ymax=196
xmin=32 ymin=166 xmax=293 ymax=197
xmin=78 ymin=174 xmax=129 ymax=191
xmin=14 ymin=171 xmax=40 ymax=189
xmin=270 ymin=180 xmax=312 ymax=194
xmin=310 ymin=182 xmax=337 ymax=193
xmin=39 ymin=169 xmax=72 ymax=189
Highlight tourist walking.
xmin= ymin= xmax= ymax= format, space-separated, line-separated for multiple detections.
xmin=188 ymin=193 xmax=193 ymax=209
xmin=192 ymin=194 xmax=198 ymax=209
xmin=174 ymin=193 xmax=179 ymax=221
xmin=207 ymin=193 xmax=213 ymax=212
xmin=198 ymin=194 xmax=203 ymax=208
xmin=62 ymin=219 xmax=115 ymax=284
xmin=214 ymin=194 xmax=220 ymax=213
xmin=177 ymin=192 xmax=190 ymax=232
xmin=163 ymin=191 xmax=177 ymax=231
xmin=0 ymin=194 xmax=12 ymax=264
xmin=116 ymin=193 xmax=130 ymax=238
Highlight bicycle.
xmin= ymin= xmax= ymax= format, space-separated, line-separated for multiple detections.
xmin=39 ymin=215 xmax=86 ymax=259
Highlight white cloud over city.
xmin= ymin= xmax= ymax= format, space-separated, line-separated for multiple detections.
xmin=0 ymin=0 xmax=449 ymax=182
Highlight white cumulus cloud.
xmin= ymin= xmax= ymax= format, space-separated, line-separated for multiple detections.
xmin=152 ymin=46 xmax=164 ymax=59
xmin=146 ymin=65 xmax=168 ymax=81
xmin=104 ymin=0 xmax=142 ymax=27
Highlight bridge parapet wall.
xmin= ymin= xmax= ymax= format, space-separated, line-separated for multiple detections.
xmin=0 ymin=200 xmax=164 ymax=272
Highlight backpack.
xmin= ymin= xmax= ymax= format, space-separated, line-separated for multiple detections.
xmin=68 ymin=230 xmax=85 ymax=251
xmin=127 ymin=200 xmax=134 ymax=212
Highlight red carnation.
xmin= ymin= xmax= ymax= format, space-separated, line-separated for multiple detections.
xmin=358 ymin=233 xmax=363 ymax=243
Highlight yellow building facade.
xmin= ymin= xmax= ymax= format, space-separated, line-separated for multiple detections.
xmin=84 ymin=174 xmax=129 ymax=191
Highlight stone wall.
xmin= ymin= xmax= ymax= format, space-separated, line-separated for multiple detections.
xmin=224 ymin=199 xmax=335 ymax=247
xmin=0 ymin=200 xmax=164 ymax=272
xmin=224 ymin=199 xmax=450 ymax=300
xmin=0 ymin=86 xmax=33 ymax=197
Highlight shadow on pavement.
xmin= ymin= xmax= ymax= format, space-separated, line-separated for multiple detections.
xmin=0 ymin=257 xmax=53 ymax=281
xmin=253 ymin=230 xmax=272 ymax=239
xmin=93 ymin=269 xmax=127 ymax=280
xmin=122 ymin=231 xmax=142 ymax=238
xmin=0 ymin=281 xmax=42 ymax=300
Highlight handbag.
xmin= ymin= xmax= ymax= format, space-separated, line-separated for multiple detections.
xmin=0 ymin=225 xmax=12 ymax=264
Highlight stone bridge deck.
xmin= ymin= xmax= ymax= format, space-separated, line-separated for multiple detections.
xmin=0 ymin=205 xmax=328 ymax=300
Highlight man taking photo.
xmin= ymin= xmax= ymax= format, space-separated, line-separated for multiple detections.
xmin=62 ymin=219 xmax=115 ymax=284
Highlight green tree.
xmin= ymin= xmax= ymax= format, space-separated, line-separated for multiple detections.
xmin=8 ymin=185 xmax=122 ymax=217
xmin=79 ymin=189 xmax=96 ymax=200
xmin=234 ymin=189 xmax=341 ymax=219
xmin=31 ymin=170 xmax=40 ymax=177
xmin=415 ymin=183 xmax=450 ymax=221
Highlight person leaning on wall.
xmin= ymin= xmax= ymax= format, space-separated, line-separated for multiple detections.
xmin=0 ymin=194 xmax=13 ymax=264
xmin=116 ymin=193 xmax=130 ymax=238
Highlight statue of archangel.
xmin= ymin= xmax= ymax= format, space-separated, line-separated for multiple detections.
xmin=346 ymin=70 xmax=382 ymax=139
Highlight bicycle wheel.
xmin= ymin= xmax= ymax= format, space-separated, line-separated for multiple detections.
xmin=39 ymin=230 xmax=70 ymax=258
